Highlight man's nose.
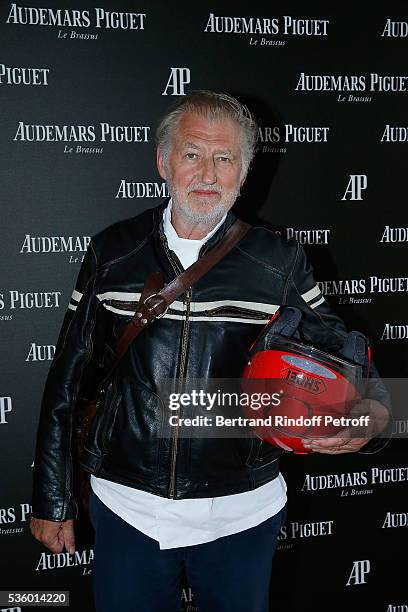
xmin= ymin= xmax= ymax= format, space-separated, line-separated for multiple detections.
xmin=198 ymin=157 xmax=216 ymax=184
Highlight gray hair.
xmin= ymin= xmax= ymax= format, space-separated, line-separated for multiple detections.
xmin=156 ymin=90 xmax=258 ymax=179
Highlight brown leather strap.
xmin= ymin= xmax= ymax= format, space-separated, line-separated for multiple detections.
xmin=114 ymin=218 xmax=251 ymax=362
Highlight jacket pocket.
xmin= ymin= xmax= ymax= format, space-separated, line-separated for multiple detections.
xmin=244 ymin=437 xmax=263 ymax=467
xmin=84 ymin=379 xmax=119 ymax=456
xmin=251 ymin=441 xmax=281 ymax=469
xmin=201 ymin=305 xmax=270 ymax=321
xmin=104 ymin=383 xmax=163 ymax=476
xmin=100 ymin=393 xmax=121 ymax=453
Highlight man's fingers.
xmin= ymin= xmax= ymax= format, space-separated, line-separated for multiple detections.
xmin=310 ymin=436 xmax=349 ymax=448
xmin=304 ymin=429 xmax=351 ymax=448
xmin=309 ymin=440 xmax=368 ymax=454
xmin=42 ymin=528 xmax=65 ymax=554
xmin=62 ymin=520 xmax=76 ymax=554
xmin=307 ymin=445 xmax=360 ymax=455
xmin=300 ymin=400 xmax=391 ymax=455
xmin=303 ymin=435 xmax=369 ymax=454
xmin=30 ymin=518 xmax=75 ymax=554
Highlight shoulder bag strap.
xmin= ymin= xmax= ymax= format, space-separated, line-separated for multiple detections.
xmin=113 ymin=218 xmax=251 ymax=363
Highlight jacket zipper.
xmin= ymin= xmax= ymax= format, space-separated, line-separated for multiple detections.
xmin=159 ymin=229 xmax=191 ymax=499
xmin=169 ymin=287 xmax=191 ymax=498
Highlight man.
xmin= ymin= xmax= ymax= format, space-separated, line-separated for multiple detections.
xmin=30 ymin=91 xmax=390 ymax=612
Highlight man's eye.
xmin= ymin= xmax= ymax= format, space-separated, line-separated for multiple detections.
xmin=186 ymin=153 xmax=198 ymax=160
xmin=216 ymin=156 xmax=231 ymax=163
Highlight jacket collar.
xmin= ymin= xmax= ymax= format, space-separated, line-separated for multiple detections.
xmin=152 ymin=198 xmax=238 ymax=256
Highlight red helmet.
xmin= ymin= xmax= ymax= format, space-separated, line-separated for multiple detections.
xmin=241 ymin=307 xmax=369 ymax=453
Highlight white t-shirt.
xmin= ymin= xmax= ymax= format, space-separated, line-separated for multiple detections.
xmin=91 ymin=200 xmax=287 ymax=549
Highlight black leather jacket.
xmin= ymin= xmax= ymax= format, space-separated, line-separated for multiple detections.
xmin=31 ymin=201 xmax=390 ymax=522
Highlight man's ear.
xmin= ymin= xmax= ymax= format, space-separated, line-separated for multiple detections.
xmin=156 ymin=146 xmax=167 ymax=180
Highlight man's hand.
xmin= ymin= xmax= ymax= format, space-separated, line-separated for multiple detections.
xmin=302 ymin=399 xmax=390 ymax=455
xmin=30 ymin=518 xmax=75 ymax=554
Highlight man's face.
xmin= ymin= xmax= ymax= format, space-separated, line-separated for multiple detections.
xmin=157 ymin=112 xmax=245 ymax=227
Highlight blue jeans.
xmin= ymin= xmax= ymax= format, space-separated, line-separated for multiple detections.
xmin=89 ymin=488 xmax=286 ymax=612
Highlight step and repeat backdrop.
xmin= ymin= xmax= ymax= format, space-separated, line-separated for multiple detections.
xmin=0 ymin=1 xmax=407 ymax=611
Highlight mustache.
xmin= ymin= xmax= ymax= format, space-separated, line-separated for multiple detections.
xmin=187 ymin=183 xmax=222 ymax=195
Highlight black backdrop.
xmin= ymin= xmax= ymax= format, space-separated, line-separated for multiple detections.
xmin=1 ymin=2 xmax=407 ymax=611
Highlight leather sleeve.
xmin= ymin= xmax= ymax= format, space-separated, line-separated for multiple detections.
xmin=31 ymin=242 xmax=101 ymax=521
xmin=285 ymin=242 xmax=392 ymax=454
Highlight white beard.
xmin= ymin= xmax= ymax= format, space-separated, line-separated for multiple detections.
xmin=166 ymin=178 xmax=240 ymax=228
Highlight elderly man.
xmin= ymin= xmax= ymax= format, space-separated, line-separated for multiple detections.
xmin=31 ymin=91 xmax=389 ymax=612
